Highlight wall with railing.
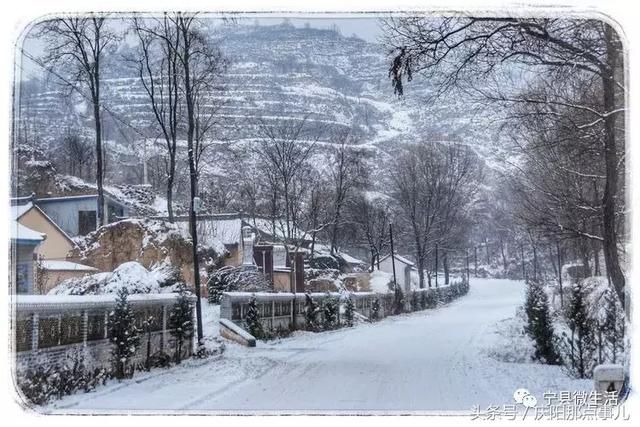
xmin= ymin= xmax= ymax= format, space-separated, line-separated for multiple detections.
xmin=13 ymin=294 xmax=195 ymax=371
xmin=220 ymin=279 xmax=469 ymax=337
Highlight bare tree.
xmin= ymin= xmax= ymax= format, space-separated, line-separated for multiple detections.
xmin=390 ymin=142 xmax=479 ymax=288
xmin=129 ymin=16 xmax=182 ymax=222
xmin=58 ymin=131 xmax=94 ymax=179
xmin=171 ymin=12 xmax=228 ymax=348
xmin=252 ymin=115 xmax=319 ymax=243
xmin=327 ymin=129 xmax=366 ymax=254
xmin=38 ymin=16 xmax=119 ymax=226
xmin=350 ymin=193 xmax=391 ymax=271
xmin=383 ymin=16 xmax=626 ymax=304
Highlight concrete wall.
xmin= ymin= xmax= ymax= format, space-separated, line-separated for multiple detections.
xmin=14 ymin=294 xmax=195 ymax=372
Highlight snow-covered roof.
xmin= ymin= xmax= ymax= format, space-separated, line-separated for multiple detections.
xmin=11 ymin=202 xmax=32 ymax=220
xmin=11 ymin=220 xmax=45 ymax=243
xmin=11 ymin=201 xmax=76 ymax=246
xmin=41 ymin=260 xmax=98 ymax=272
xmin=340 ymin=252 xmax=366 ymax=265
xmin=379 ymin=253 xmax=415 ymax=267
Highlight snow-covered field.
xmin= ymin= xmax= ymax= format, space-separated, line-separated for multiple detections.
xmin=45 ymin=278 xmax=590 ymax=414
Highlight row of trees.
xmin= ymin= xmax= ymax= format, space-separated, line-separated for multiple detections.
xmin=383 ymin=17 xmax=626 ymax=306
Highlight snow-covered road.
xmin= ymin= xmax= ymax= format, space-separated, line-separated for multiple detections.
xmin=49 ymin=278 xmax=590 ymax=414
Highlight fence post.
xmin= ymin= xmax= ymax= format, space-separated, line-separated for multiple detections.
xmin=82 ymin=309 xmax=88 ymax=347
xmin=31 ymin=312 xmax=39 ymax=352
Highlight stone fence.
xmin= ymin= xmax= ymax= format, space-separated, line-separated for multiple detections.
xmin=220 ymin=279 xmax=469 ymax=337
xmin=13 ymin=294 xmax=196 ymax=372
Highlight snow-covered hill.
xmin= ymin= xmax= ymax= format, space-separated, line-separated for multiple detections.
xmin=17 ymin=22 xmax=500 ymax=198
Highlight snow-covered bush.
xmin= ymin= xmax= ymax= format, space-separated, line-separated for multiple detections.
xmin=557 ymin=281 xmax=598 ymax=378
xmin=410 ymin=291 xmax=419 ymax=311
xmin=524 ymin=281 xmax=560 ymax=365
xmin=304 ymin=293 xmax=320 ymax=331
xmin=17 ymin=351 xmax=109 ymax=405
xmin=344 ymin=296 xmax=355 ymax=327
xmin=370 ymin=297 xmax=380 ymax=321
xmin=244 ymin=296 xmax=264 ymax=339
xmin=206 ymin=266 xmax=271 ymax=303
xmin=393 ymin=287 xmax=404 ymax=315
xmin=49 ymin=261 xmax=183 ymax=295
xmin=168 ymin=285 xmax=194 ymax=363
xmin=108 ymin=288 xmax=140 ymax=379
xmin=309 ymin=255 xmax=341 ymax=270
xmin=322 ymin=296 xmax=339 ymax=330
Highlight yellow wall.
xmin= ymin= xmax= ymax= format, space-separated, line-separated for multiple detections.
xmin=39 ymin=270 xmax=91 ymax=294
xmin=18 ymin=208 xmax=74 ymax=260
xmin=273 ymin=270 xmax=292 ymax=292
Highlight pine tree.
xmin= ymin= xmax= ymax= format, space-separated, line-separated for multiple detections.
xmin=108 ymin=288 xmax=140 ymax=379
xmin=411 ymin=291 xmax=419 ymax=311
xmin=207 ymin=273 xmax=226 ymax=304
xmin=602 ymin=288 xmax=625 ymax=364
xmin=562 ymin=282 xmax=597 ymax=378
xmin=524 ymin=281 xmax=560 ymax=365
xmin=168 ymin=284 xmax=194 ymax=363
xmin=344 ymin=296 xmax=355 ymax=327
xmin=304 ymin=293 xmax=319 ymax=331
xmin=370 ymin=297 xmax=380 ymax=321
xmin=245 ymin=296 xmax=263 ymax=339
xmin=323 ymin=297 xmax=339 ymax=330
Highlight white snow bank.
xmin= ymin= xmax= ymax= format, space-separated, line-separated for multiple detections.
xmin=48 ymin=262 xmax=182 ymax=295
xmin=369 ymin=270 xmax=392 ymax=293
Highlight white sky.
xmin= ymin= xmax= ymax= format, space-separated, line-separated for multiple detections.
xmin=18 ymin=15 xmax=384 ymax=80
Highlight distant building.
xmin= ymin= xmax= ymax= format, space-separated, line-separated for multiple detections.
xmin=14 ymin=193 xmax=130 ymax=237
xmin=379 ymin=253 xmax=416 ymax=293
xmin=168 ymin=213 xmax=306 ymax=292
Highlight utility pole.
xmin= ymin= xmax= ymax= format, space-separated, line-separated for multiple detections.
xmin=389 ymin=223 xmax=398 ymax=292
xmin=191 ymin=196 xmax=204 ymax=351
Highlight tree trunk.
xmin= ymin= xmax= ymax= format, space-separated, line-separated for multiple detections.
xmin=443 ymin=251 xmax=449 ymax=285
xmin=166 ymin=161 xmax=175 ymax=222
xmin=181 ymin=19 xmax=203 ymax=348
xmin=500 ymin=237 xmax=508 ymax=272
xmin=602 ymin=24 xmax=626 ymax=306
xmin=93 ymin=83 xmax=104 ymax=227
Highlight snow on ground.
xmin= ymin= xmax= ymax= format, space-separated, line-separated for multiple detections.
xmin=45 ymin=278 xmax=590 ymax=414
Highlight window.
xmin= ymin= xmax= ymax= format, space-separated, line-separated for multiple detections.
xmin=78 ymin=210 xmax=97 ymax=235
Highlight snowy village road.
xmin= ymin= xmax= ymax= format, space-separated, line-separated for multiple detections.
xmin=49 ymin=278 xmax=590 ymax=414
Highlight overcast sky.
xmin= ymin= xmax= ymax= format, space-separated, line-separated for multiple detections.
xmin=18 ymin=16 xmax=384 ymax=80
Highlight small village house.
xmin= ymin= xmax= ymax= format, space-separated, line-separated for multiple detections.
xmin=11 ymin=199 xmax=100 ymax=293
xmin=379 ymin=253 xmax=416 ymax=293
xmin=170 ymin=213 xmax=308 ymax=292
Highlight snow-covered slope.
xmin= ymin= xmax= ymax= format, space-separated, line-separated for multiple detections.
xmin=18 ymin=22 xmax=499 ymax=196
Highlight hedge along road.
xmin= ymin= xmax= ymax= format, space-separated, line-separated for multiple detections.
xmin=46 ymin=278 xmax=590 ymax=414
